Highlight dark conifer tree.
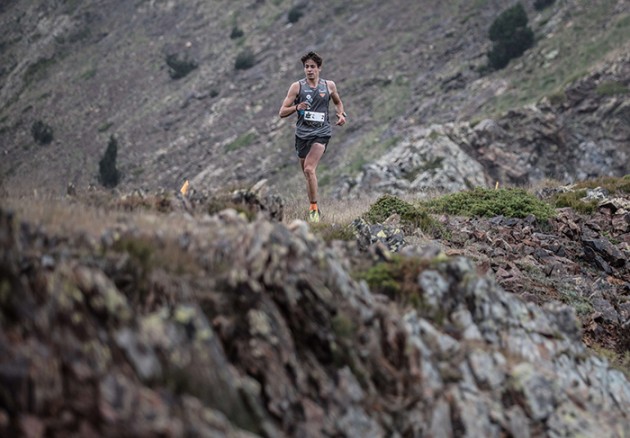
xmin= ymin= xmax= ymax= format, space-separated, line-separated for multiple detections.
xmin=99 ymin=135 xmax=120 ymax=188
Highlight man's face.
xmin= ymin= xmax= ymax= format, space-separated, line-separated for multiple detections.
xmin=303 ymin=60 xmax=320 ymax=79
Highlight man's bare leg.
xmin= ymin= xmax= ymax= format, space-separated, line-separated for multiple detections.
xmin=300 ymin=142 xmax=326 ymax=205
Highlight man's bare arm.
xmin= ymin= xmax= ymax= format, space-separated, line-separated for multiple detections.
xmin=328 ymin=81 xmax=346 ymax=126
xmin=279 ymin=82 xmax=300 ymax=118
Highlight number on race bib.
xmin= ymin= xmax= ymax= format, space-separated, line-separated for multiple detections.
xmin=304 ymin=111 xmax=325 ymax=123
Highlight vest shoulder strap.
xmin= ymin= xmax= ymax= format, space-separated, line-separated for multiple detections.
xmin=294 ymin=80 xmax=303 ymax=104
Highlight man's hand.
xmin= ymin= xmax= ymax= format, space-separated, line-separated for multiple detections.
xmin=336 ymin=113 xmax=346 ymax=126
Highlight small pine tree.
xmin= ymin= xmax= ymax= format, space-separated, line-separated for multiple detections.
xmin=534 ymin=0 xmax=555 ymax=11
xmin=230 ymin=25 xmax=244 ymax=39
xmin=488 ymin=3 xmax=534 ymax=70
xmin=99 ymin=135 xmax=120 ymax=188
xmin=165 ymin=54 xmax=198 ymax=80
xmin=234 ymin=48 xmax=256 ymax=70
xmin=288 ymin=6 xmax=303 ymax=24
xmin=489 ymin=3 xmax=529 ymax=42
xmin=31 ymin=120 xmax=54 ymax=145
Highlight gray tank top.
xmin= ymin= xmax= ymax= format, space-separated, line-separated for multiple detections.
xmin=294 ymin=78 xmax=332 ymax=139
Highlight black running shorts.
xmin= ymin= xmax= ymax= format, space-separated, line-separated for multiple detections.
xmin=295 ymin=136 xmax=330 ymax=159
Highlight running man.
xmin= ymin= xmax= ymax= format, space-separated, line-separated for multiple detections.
xmin=278 ymin=51 xmax=347 ymax=223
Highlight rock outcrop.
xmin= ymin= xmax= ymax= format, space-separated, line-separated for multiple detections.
xmin=336 ymin=54 xmax=630 ymax=199
xmin=1 ymin=191 xmax=629 ymax=436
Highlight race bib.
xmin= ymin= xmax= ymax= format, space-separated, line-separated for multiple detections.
xmin=304 ymin=111 xmax=325 ymax=123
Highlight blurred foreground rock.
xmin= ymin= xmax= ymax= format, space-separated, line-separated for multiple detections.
xmin=0 ymin=203 xmax=629 ymax=437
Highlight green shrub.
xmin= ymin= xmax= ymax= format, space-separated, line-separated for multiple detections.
xmin=423 ymin=187 xmax=556 ymax=220
xmin=364 ymin=194 xmax=445 ymax=235
xmin=99 ymin=135 xmax=121 ymax=188
xmin=488 ymin=3 xmax=534 ymax=70
xmin=534 ymin=0 xmax=555 ymax=11
xmin=548 ymin=90 xmax=566 ymax=106
xmin=31 ymin=120 xmax=53 ymax=145
xmin=234 ymin=48 xmax=256 ymax=70
xmin=165 ymin=54 xmax=198 ymax=79
xmin=230 ymin=26 xmax=244 ymax=39
xmin=361 ymin=262 xmax=400 ymax=297
xmin=288 ymin=6 xmax=304 ymax=24
xmin=489 ymin=3 xmax=528 ymax=42
xmin=364 ymin=195 xmax=419 ymax=223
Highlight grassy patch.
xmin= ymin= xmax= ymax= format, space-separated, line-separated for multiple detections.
xmin=331 ymin=312 xmax=356 ymax=339
xmin=115 ymin=193 xmax=173 ymax=213
xmin=309 ymin=222 xmax=356 ymax=243
xmin=206 ymin=196 xmax=257 ymax=221
xmin=24 ymin=57 xmax=58 ymax=85
xmin=113 ymin=236 xmax=153 ymax=271
xmin=347 ymin=155 xmax=367 ymax=175
xmin=552 ymin=189 xmax=598 ymax=214
xmin=38 ymin=91 xmax=52 ymax=101
xmin=344 ymin=128 xmax=395 ymax=176
xmin=574 ymin=175 xmax=630 ymax=194
xmin=357 ymin=255 xmax=428 ymax=304
xmin=545 ymin=175 xmax=630 ymax=213
xmin=402 ymin=156 xmax=445 ymax=182
xmin=590 ymin=345 xmax=630 ymax=379
xmin=558 ymin=288 xmax=593 ymax=316
xmin=80 ymin=67 xmax=97 ymax=80
xmin=422 ymin=187 xmax=556 ymax=220
xmin=617 ymin=14 xmax=630 ymax=29
xmin=371 ymin=79 xmax=410 ymax=123
xmin=596 ymin=81 xmax=629 ymax=96
xmin=98 ymin=122 xmax=114 ymax=133
xmin=225 ymin=131 xmax=256 ymax=152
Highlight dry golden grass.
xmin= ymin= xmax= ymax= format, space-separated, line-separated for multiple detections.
xmin=2 ymin=185 xmax=449 ymax=240
xmin=3 ymin=195 xmax=115 ymax=236
xmin=1 ymin=193 xmax=188 ymax=240
xmin=282 ymin=194 xmax=381 ymax=225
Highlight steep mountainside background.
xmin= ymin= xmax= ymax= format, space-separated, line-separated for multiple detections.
xmin=1 ymin=2 xmax=630 ymax=434
xmin=0 ymin=0 xmax=629 ymax=198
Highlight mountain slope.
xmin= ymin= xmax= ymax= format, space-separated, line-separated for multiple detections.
xmin=0 ymin=0 xmax=628 ymax=197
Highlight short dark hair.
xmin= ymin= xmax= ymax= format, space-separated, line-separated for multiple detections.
xmin=301 ymin=51 xmax=323 ymax=67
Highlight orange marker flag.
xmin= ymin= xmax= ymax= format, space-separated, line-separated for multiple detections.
xmin=180 ymin=179 xmax=190 ymax=196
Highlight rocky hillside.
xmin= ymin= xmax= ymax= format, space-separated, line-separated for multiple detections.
xmin=336 ymin=54 xmax=630 ymax=199
xmin=0 ymin=0 xmax=628 ymax=198
xmin=0 ymin=179 xmax=629 ymax=436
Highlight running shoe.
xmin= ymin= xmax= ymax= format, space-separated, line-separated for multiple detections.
xmin=308 ymin=209 xmax=321 ymax=223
